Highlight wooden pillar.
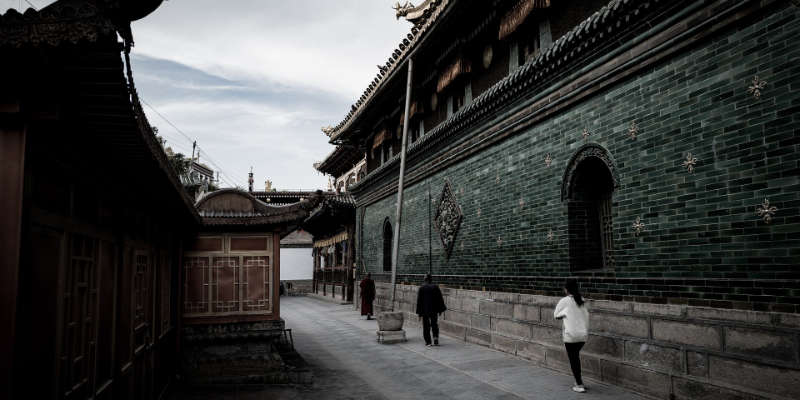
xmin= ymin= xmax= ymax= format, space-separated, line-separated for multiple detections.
xmin=273 ymin=232 xmax=280 ymax=319
xmin=0 ymin=114 xmax=26 ymax=398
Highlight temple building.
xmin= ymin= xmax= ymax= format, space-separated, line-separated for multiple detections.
xmin=320 ymin=0 xmax=800 ymax=399
xmin=305 ymin=146 xmax=365 ymax=302
xmin=0 ymin=1 xmax=320 ymax=397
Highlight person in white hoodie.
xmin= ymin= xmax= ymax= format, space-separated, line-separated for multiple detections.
xmin=554 ymin=279 xmax=590 ymax=393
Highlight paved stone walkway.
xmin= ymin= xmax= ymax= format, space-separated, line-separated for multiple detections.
xmin=172 ymin=296 xmax=647 ymax=399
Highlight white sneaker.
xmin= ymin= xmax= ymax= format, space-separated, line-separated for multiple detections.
xmin=572 ymin=385 xmax=586 ymax=393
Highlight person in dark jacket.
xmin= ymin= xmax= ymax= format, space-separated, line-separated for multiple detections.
xmin=416 ymin=274 xmax=447 ymax=346
xmin=360 ymin=273 xmax=376 ymax=320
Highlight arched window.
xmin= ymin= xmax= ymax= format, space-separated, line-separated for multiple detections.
xmin=383 ymin=218 xmax=393 ymax=272
xmin=563 ymin=145 xmax=618 ymax=271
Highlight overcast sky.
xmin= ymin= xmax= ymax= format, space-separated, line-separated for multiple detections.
xmin=2 ymin=0 xmax=410 ymax=190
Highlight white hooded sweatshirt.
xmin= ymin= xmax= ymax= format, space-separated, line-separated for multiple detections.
xmin=554 ymin=295 xmax=589 ymax=343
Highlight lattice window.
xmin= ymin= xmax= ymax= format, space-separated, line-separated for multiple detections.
xmin=61 ymin=234 xmax=97 ymax=399
xmin=160 ymin=252 xmax=171 ymax=334
xmin=183 ymin=235 xmax=273 ymax=318
xmin=242 ymin=256 xmax=271 ymax=312
xmin=133 ymin=253 xmax=149 ymax=329
xmin=212 ymin=256 xmax=240 ymax=313
xmin=184 ymin=257 xmax=210 ymax=314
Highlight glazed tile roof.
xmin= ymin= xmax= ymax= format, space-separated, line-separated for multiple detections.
xmin=325 ymin=0 xmax=452 ymax=143
xmin=348 ymin=0 xmax=677 ymax=192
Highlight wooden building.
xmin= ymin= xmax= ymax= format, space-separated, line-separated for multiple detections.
xmin=321 ymin=0 xmax=800 ymax=398
xmin=0 ymin=0 xmax=321 ymax=397
xmin=306 ymin=146 xmax=365 ymax=302
xmin=181 ymin=189 xmax=320 ymax=384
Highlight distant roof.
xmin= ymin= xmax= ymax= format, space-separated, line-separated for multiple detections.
xmin=315 ymin=145 xmax=365 ymax=177
xmin=196 ymin=189 xmax=322 ymax=227
xmin=251 ymin=190 xmax=321 ymax=205
xmin=280 ymin=229 xmax=313 ymax=247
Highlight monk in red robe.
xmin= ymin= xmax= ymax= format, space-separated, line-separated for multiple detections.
xmin=360 ymin=273 xmax=376 ymax=320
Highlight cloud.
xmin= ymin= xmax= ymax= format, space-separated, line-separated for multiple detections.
xmin=126 ymin=1 xmax=412 ymax=190
xmin=3 ymin=0 xmax=413 ymax=190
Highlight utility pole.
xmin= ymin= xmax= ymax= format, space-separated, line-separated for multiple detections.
xmin=390 ymin=57 xmax=413 ymax=311
xmin=188 ymin=140 xmax=196 ymax=180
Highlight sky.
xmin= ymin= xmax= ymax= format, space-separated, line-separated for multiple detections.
xmin=1 ymin=0 xmax=411 ymax=190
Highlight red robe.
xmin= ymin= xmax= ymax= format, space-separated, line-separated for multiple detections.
xmin=360 ymin=278 xmax=376 ymax=315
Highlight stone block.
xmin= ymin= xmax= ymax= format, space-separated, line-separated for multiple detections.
xmin=687 ymin=307 xmax=772 ymax=325
xmin=377 ymin=330 xmax=407 ymax=344
xmin=513 ymin=303 xmax=540 ymax=322
xmin=546 ymin=346 xmax=600 ymax=379
xmin=518 ymin=294 xmax=559 ymax=306
xmin=672 ymin=376 xmax=754 ymax=400
xmin=633 ymin=302 xmax=686 ymax=317
xmin=589 ymin=299 xmax=632 ymax=313
xmin=470 ymin=314 xmax=491 ymax=331
xmin=443 ymin=295 xmax=459 ymax=311
xmin=479 ymin=299 xmax=513 ymax=318
xmin=687 ymin=351 xmax=708 ymax=378
xmin=623 ymin=341 xmax=682 ymax=373
xmin=439 ymin=320 xmax=466 ymax=341
xmin=724 ymin=327 xmax=797 ymax=363
xmin=491 ymin=333 xmax=518 ymax=355
xmin=709 ymin=355 xmax=800 ymax=399
xmin=443 ymin=309 xmax=469 ymax=326
xmin=583 ymin=335 xmax=623 ymax=359
xmin=461 ymin=297 xmax=480 ymax=313
xmin=466 ymin=328 xmax=491 ymax=346
xmin=490 ymin=291 xmax=519 ymax=303
xmin=777 ymin=313 xmax=800 ymax=329
xmin=492 ymin=319 xmax=531 ymax=339
xmin=652 ymin=320 xmax=721 ymax=350
xmin=530 ymin=324 xmax=563 ymax=346
xmin=600 ymin=359 xmax=671 ymax=399
xmin=540 ymin=307 xmax=559 ymax=327
xmin=592 ymin=313 xmax=650 ymax=338
xmin=517 ymin=340 xmax=546 ymax=363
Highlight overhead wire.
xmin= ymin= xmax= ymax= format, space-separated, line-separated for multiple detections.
xmin=140 ymin=96 xmax=247 ymax=188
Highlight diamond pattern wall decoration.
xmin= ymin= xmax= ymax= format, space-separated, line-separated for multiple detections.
xmin=434 ymin=180 xmax=463 ymax=258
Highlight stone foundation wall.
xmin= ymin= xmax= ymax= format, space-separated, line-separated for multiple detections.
xmin=284 ymin=279 xmax=312 ymax=294
xmin=181 ymin=321 xmax=290 ymax=384
xmin=316 ymin=283 xmax=350 ymax=302
xmin=371 ymin=282 xmax=800 ymax=399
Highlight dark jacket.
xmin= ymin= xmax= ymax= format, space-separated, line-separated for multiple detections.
xmin=416 ymin=283 xmax=447 ymax=316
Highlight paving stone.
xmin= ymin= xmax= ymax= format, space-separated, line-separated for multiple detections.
xmin=272 ymin=297 xmax=645 ymax=400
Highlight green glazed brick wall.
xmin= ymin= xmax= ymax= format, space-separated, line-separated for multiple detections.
xmin=357 ymin=4 xmax=800 ymax=312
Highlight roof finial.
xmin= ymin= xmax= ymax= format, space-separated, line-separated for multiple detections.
xmin=321 ymin=125 xmax=334 ymax=137
xmin=393 ymin=1 xmax=415 ymax=19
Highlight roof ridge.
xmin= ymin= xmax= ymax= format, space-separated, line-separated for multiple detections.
xmin=347 ymin=0 xmax=671 ymax=192
xmin=325 ymin=0 xmax=451 ymax=142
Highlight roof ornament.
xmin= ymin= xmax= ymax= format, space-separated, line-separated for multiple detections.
xmin=321 ymin=125 xmax=334 ymax=137
xmin=393 ymin=1 xmax=416 ymax=19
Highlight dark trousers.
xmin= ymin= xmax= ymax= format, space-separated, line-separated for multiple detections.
xmin=565 ymin=342 xmax=585 ymax=385
xmin=422 ymin=314 xmax=439 ymax=345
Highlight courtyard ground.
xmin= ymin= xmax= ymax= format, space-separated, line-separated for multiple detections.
xmin=171 ymin=296 xmax=647 ymax=399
